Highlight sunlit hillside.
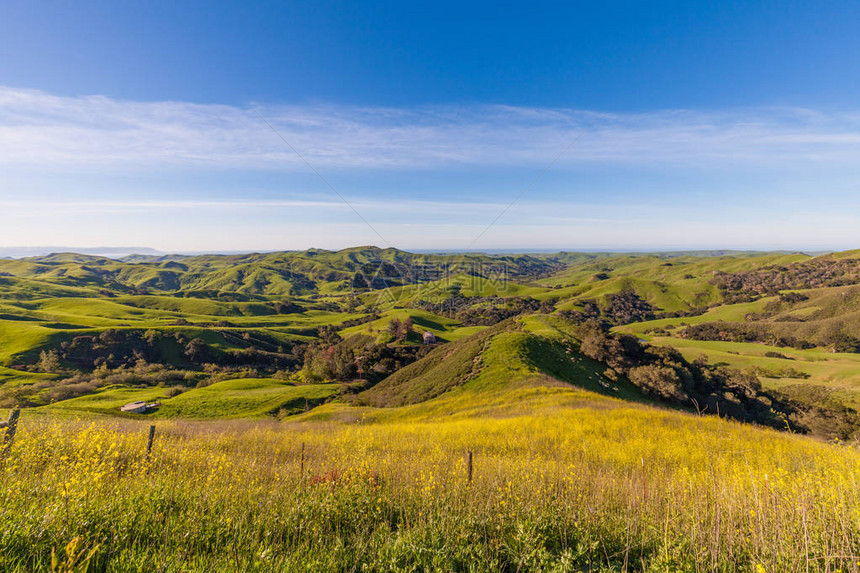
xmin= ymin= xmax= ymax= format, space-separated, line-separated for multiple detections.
xmin=4 ymin=375 xmax=859 ymax=570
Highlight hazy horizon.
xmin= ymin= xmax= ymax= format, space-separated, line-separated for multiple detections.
xmin=0 ymin=244 xmax=839 ymax=260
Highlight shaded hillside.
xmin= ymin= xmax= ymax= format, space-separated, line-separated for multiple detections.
xmin=677 ymin=285 xmax=860 ymax=352
xmin=359 ymin=321 xmax=513 ymax=407
xmin=360 ymin=314 xmax=860 ymax=440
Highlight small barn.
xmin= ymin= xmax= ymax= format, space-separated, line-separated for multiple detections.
xmin=422 ymin=331 xmax=437 ymax=344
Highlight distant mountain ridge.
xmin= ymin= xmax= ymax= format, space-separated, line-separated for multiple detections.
xmin=0 ymin=246 xmax=562 ymax=297
xmin=0 ymin=246 xmax=162 ymax=259
xmin=0 ymin=245 xmax=819 ymax=261
xmin=0 ymin=246 xmax=832 ymax=300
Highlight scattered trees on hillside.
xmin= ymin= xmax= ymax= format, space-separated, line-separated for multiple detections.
xmin=386 ymin=317 xmax=414 ymax=341
xmin=711 ymin=257 xmax=860 ymax=300
xmin=574 ymin=321 xmax=860 ymax=439
xmin=301 ymin=332 xmax=430 ymax=383
xmin=559 ymin=290 xmax=656 ymax=326
xmin=28 ymin=327 xmax=303 ymax=372
xmin=577 ymin=322 xmax=771 ymax=424
xmin=677 ymin=321 xmax=860 ymax=352
xmin=822 ymin=331 xmax=860 ymax=353
xmin=601 ymin=291 xmax=656 ymax=324
xmin=270 ymin=301 xmax=303 ymax=314
xmin=415 ymin=295 xmax=555 ymax=326
xmin=0 ymin=360 xmax=198 ymax=409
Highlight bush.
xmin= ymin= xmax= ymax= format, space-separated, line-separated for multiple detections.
xmin=628 ymin=365 xmax=688 ymax=401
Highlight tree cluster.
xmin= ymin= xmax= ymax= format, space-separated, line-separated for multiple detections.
xmin=712 ymin=257 xmax=860 ymax=299
xmin=678 ymin=322 xmax=815 ymax=349
xmin=559 ymin=290 xmax=656 ymax=327
xmin=416 ymin=295 xmax=555 ymax=326
xmin=302 ymin=332 xmax=430 ymax=383
xmin=29 ymin=327 xmax=302 ymax=372
xmin=575 ymin=322 xmax=860 ymax=439
xmin=387 ymin=317 xmax=414 ymax=341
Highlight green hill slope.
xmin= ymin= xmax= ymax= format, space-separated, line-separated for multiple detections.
xmin=357 ymin=313 xmax=859 ymax=439
xmin=39 ymin=378 xmax=340 ymax=419
xmin=0 ymin=246 xmax=560 ymax=298
xmin=360 ymin=316 xmax=642 ymax=408
xmin=5 ymin=247 xmax=860 ymax=434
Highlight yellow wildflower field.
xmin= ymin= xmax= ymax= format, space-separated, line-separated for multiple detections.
xmin=2 ymin=388 xmax=858 ymax=571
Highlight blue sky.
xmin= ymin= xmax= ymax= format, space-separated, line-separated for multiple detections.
xmin=2 ymin=1 xmax=860 ymax=252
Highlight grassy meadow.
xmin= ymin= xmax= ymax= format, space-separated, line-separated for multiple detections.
xmin=3 ymin=389 xmax=860 ymax=572
xmin=39 ymin=378 xmax=340 ymax=420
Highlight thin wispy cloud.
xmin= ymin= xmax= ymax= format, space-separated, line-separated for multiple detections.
xmin=3 ymin=86 xmax=860 ymax=252
xmin=0 ymin=197 xmax=514 ymax=214
xmin=3 ymin=86 xmax=860 ymax=171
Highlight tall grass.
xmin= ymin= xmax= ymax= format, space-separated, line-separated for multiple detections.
xmin=1 ymin=403 xmax=859 ymax=571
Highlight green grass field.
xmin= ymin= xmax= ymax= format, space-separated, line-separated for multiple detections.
xmin=38 ymin=378 xmax=341 ymax=419
xmin=4 ymin=364 xmax=860 ymax=570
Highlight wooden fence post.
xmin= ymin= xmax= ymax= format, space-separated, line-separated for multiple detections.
xmin=300 ymin=442 xmax=306 ymax=477
xmin=466 ymin=450 xmax=473 ymax=483
xmin=146 ymin=425 xmax=156 ymax=459
xmin=1 ymin=408 xmax=20 ymax=459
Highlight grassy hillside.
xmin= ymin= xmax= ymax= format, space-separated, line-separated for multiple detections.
xmin=360 ymin=315 xmax=642 ymax=409
xmin=3 ymin=246 xmax=860 ymax=425
xmin=360 ymin=321 xmax=508 ymax=407
xmin=0 ymin=247 xmax=559 ymax=298
xmin=39 ymin=379 xmax=340 ymax=419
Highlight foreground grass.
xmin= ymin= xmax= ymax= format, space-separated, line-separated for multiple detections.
xmin=2 ymin=392 xmax=859 ymax=572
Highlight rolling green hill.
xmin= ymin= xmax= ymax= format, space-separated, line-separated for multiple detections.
xmin=2 ymin=246 xmax=860 ymax=436
xmin=360 ymin=316 xmax=641 ymax=407
xmin=0 ymin=246 xmax=559 ymax=298
xmin=41 ymin=378 xmax=339 ymax=419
